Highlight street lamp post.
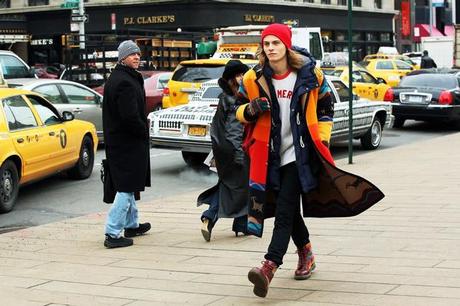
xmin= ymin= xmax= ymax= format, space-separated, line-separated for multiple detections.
xmin=347 ymin=0 xmax=353 ymax=164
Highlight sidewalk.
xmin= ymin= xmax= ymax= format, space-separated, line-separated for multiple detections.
xmin=1 ymin=133 xmax=460 ymax=306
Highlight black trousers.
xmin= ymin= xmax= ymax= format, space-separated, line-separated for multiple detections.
xmin=265 ymin=162 xmax=310 ymax=266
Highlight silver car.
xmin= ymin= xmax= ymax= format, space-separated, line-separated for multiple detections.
xmin=149 ymin=77 xmax=393 ymax=166
xmin=11 ymin=79 xmax=104 ymax=142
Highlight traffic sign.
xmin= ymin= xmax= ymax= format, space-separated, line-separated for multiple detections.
xmin=60 ymin=0 xmax=79 ymax=9
xmin=71 ymin=14 xmax=88 ymax=23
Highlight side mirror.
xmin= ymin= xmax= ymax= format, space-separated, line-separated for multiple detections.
xmin=62 ymin=111 xmax=75 ymax=121
xmin=376 ymin=77 xmax=387 ymax=84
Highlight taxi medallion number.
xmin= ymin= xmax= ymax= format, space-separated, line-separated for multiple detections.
xmin=188 ymin=126 xmax=206 ymax=136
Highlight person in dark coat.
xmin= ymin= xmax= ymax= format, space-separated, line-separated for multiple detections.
xmin=197 ymin=60 xmax=249 ymax=242
xmin=420 ymin=50 xmax=437 ymax=69
xmin=102 ymin=40 xmax=151 ymax=248
xmin=236 ymin=24 xmax=384 ymax=298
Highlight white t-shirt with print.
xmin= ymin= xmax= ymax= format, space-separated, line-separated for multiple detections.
xmin=272 ymin=70 xmax=297 ymax=166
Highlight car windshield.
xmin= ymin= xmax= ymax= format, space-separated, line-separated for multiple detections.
xmin=172 ymin=65 xmax=225 ymax=82
xmin=0 ymin=54 xmax=30 ymax=79
xmin=400 ymin=74 xmax=457 ymax=89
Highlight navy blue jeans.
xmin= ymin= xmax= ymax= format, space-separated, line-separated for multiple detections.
xmin=265 ymin=162 xmax=310 ymax=266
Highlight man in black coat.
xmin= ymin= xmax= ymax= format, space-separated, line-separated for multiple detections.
xmin=420 ymin=50 xmax=437 ymax=69
xmin=103 ymin=40 xmax=151 ymax=248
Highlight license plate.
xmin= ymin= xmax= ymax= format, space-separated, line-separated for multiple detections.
xmin=407 ymin=95 xmax=423 ymax=103
xmin=188 ymin=126 xmax=206 ymax=136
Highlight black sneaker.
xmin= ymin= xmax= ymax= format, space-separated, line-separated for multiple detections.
xmin=104 ymin=235 xmax=133 ymax=248
xmin=124 ymin=222 xmax=151 ymax=238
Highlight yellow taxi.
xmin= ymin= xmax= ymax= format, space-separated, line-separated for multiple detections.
xmin=162 ymin=58 xmax=257 ymax=108
xmin=359 ymin=59 xmax=415 ymax=87
xmin=322 ymin=65 xmax=391 ymax=101
xmin=363 ymin=54 xmax=420 ymax=69
xmin=0 ymin=88 xmax=98 ymax=213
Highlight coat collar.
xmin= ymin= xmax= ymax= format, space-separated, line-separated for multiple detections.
xmin=115 ymin=64 xmax=144 ymax=85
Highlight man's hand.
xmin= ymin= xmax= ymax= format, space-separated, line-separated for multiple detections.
xmin=246 ymin=97 xmax=270 ymax=118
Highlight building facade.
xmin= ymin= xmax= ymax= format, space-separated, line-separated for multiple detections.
xmin=0 ymin=0 xmax=397 ymax=65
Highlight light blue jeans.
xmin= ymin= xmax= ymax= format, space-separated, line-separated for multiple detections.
xmin=105 ymin=192 xmax=139 ymax=238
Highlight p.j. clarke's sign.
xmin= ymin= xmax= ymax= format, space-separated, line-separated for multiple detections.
xmin=123 ymin=13 xmax=275 ymax=26
xmin=124 ymin=15 xmax=175 ymax=25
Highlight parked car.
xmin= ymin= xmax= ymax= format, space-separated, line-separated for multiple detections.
xmin=359 ymin=58 xmax=415 ymax=87
xmin=388 ymin=69 xmax=460 ymax=128
xmin=322 ymin=65 xmax=391 ymax=101
xmin=9 ymin=79 xmax=104 ymax=142
xmin=144 ymin=71 xmax=172 ymax=112
xmin=363 ymin=53 xmax=420 ymax=69
xmin=148 ymin=77 xmax=393 ymax=166
xmin=0 ymin=88 xmax=98 ymax=213
xmin=162 ymin=58 xmax=257 ymax=109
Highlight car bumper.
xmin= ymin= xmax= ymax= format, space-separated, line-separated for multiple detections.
xmin=150 ymin=136 xmax=211 ymax=153
xmin=392 ymin=103 xmax=460 ymax=122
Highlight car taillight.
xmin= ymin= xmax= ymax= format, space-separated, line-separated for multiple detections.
xmin=383 ymin=88 xmax=394 ymax=102
xmin=438 ymin=90 xmax=453 ymax=105
xmin=163 ymin=87 xmax=169 ymax=96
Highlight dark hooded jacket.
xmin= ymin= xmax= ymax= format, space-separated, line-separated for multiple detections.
xmin=197 ymin=79 xmax=248 ymax=218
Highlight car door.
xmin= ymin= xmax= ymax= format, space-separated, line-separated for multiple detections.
xmin=25 ymin=94 xmax=77 ymax=167
xmin=329 ymin=80 xmax=349 ymax=139
xmin=350 ymin=70 xmax=368 ymax=99
xmin=1 ymin=95 xmax=54 ymax=181
xmin=58 ymin=83 xmax=102 ymax=134
xmin=359 ymin=70 xmax=388 ymax=101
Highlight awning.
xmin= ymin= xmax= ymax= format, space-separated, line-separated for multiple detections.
xmin=413 ymin=24 xmax=446 ymax=43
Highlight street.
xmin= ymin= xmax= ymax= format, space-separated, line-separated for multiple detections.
xmin=0 ymin=120 xmax=456 ymax=233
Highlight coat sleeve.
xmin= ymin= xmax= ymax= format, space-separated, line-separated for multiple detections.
xmin=316 ymin=74 xmax=334 ymax=143
xmin=115 ymin=80 xmax=148 ymax=138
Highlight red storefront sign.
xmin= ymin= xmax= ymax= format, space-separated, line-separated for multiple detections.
xmin=401 ymin=1 xmax=411 ymax=37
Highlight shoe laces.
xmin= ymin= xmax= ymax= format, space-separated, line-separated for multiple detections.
xmin=260 ymin=260 xmax=277 ymax=275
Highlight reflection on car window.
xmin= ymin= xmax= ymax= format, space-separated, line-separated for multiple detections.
xmin=158 ymin=73 xmax=172 ymax=89
xmin=352 ymin=71 xmax=363 ymax=82
xmin=400 ymin=74 xmax=456 ymax=89
xmin=376 ymin=61 xmax=394 ymax=70
xmin=0 ymin=54 xmax=30 ymax=79
xmin=394 ymin=60 xmax=413 ymax=70
xmin=172 ymin=65 xmax=226 ymax=82
xmin=360 ymin=71 xmax=377 ymax=83
xmin=2 ymin=95 xmax=38 ymax=131
xmin=60 ymin=84 xmax=97 ymax=105
xmin=201 ymin=87 xmax=222 ymax=99
xmin=331 ymin=80 xmax=350 ymax=102
xmin=34 ymin=84 xmax=64 ymax=104
xmin=26 ymin=95 xmax=61 ymax=126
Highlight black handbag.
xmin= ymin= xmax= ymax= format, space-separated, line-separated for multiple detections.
xmin=101 ymin=159 xmax=116 ymax=204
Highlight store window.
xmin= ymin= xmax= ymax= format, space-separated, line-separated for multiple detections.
xmin=303 ymin=0 xmax=314 ymax=2
xmin=338 ymin=0 xmax=347 ymax=5
xmin=28 ymin=0 xmax=49 ymax=6
xmin=380 ymin=33 xmax=391 ymax=42
xmin=353 ymin=0 xmax=361 ymax=6
xmin=321 ymin=0 xmax=331 ymax=3
xmin=0 ymin=0 xmax=11 ymax=8
xmin=375 ymin=0 xmax=382 ymax=8
xmin=366 ymin=32 xmax=379 ymax=42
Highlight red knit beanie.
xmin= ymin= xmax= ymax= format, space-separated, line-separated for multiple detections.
xmin=261 ymin=23 xmax=292 ymax=50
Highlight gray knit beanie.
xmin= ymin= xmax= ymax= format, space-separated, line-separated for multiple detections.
xmin=118 ymin=40 xmax=141 ymax=62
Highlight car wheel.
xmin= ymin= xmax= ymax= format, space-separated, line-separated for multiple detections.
xmin=393 ymin=116 xmax=405 ymax=128
xmin=0 ymin=160 xmax=19 ymax=213
xmin=68 ymin=135 xmax=94 ymax=179
xmin=181 ymin=151 xmax=208 ymax=167
xmin=360 ymin=118 xmax=382 ymax=150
